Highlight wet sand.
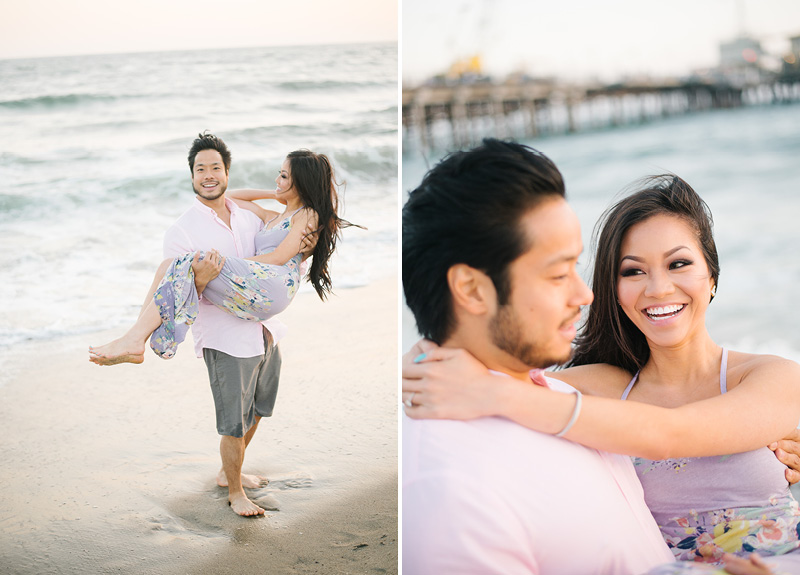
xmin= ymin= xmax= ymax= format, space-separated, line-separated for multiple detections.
xmin=0 ymin=278 xmax=398 ymax=574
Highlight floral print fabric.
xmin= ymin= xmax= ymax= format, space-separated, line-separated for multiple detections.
xmin=634 ymin=455 xmax=800 ymax=565
xmin=149 ymin=213 xmax=302 ymax=359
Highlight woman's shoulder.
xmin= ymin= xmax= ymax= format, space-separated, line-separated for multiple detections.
xmin=290 ymin=206 xmax=318 ymax=225
xmin=545 ymin=363 xmax=634 ymax=398
xmin=727 ymin=349 xmax=800 ymax=390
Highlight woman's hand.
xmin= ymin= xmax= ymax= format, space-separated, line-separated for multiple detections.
xmin=721 ymin=553 xmax=775 ymax=575
xmin=192 ymin=250 xmax=225 ymax=295
xmin=401 ymin=339 xmax=503 ymax=420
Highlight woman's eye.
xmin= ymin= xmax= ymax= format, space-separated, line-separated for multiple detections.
xmin=620 ymin=268 xmax=642 ymax=277
xmin=670 ymin=260 xmax=693 ymax=270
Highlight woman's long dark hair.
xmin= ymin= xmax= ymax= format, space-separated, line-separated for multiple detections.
xmin=286 ymin=150 xmax=362 ymax=300
xmin=567 ymin=175 xmax=720 ymax=374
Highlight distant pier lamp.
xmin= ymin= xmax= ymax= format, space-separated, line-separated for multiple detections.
xmin=741 ymin=48 xmax=758 ymax=64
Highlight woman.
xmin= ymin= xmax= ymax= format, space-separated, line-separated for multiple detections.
xmin=89 ymin=149 xmax=354 ymax=365
xmin=402 ymin=175 xmax=800 ymax=569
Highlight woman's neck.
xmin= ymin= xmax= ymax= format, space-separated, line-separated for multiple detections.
xmin=640 ymin=330 xmax=722 ymax=391
xmin=283 ymin=197 xmax=303 ymax=213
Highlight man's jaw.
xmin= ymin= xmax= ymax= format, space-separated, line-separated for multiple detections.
xmin=193 ymin=182 xmax=226 ymax=201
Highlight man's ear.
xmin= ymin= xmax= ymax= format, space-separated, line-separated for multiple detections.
xmin=447 ymin=264 xmax=496 ymax=316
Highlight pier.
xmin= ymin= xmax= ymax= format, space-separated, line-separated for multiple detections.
xmin=402 ymin=74 xmax=800 ymax=152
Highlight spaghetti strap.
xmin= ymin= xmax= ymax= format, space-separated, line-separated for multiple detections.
xmin=621 ymin=373 xmax=638 ymax=400
xmin=720 ymin=347 xmax=728 ymax=394
xmin=266 ymin=206 xmax=306 ymax=230
xmin=622 ymin=347 xmax=728 ymax=399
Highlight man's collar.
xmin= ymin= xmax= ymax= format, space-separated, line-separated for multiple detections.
xmin=193 ymin=196 xmax=237 ymax=215
xmin=529 ymin=368 xmax=551 ymax=389
xmin=488 ymin=367 xmax=551 ymax=389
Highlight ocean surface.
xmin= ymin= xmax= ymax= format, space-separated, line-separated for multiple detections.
xmin=0 ymin=43 xmax=397 ymax=360
xmin=402 ymin=103 xmax=800 ymax=360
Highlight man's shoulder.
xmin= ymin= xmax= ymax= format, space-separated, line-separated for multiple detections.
xmin=403 ymin=415 xmax=588 ymax=466
xmin=170 ymin=202 xmax=202 ymax=226
xmin=403 ymin=414 xmax=619 ymax=490
xmin=405 ymin=414 xmax=561 ymax=444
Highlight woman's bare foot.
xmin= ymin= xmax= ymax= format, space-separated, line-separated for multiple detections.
xmin=217 ymin=469 xmax=269 ymax=489
xmin=88 ymin=337 xmax=145 ymax=366
xmin=228 ymin=492 xmax=265 ymax=517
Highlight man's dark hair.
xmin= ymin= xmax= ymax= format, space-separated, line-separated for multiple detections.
xmin=188 ymin=131 xmax=232 ymax=173
xmin=402 ymin=138 xmax=566 ymax=344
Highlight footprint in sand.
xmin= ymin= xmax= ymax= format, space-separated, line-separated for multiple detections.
xmin=275 ymin=477 xmax=314 ymax=490
xmin=253 ymin=494 xmax=280 ymax=511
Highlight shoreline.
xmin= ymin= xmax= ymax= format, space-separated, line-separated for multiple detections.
xmin=0 ymin=277 xmax=398 ymax=574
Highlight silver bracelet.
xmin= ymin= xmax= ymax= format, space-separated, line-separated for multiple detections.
xmin=555 ymin=389 xmax=582 ymax=438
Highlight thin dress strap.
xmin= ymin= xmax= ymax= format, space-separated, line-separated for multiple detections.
xmin=266 ymin=206 xmax=306 ymax=230
xmin=621 ymin=372 xmax=638 ymax=400
xmin=622 ymin=347 xmax=728 ymax=400
xmin=720 ymin=347 xmax=728 ymax=394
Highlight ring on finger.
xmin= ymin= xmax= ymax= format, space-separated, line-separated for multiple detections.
xmin=403 ymin=391 xmax=416 ymax=409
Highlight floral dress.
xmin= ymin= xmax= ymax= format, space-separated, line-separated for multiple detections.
xmin=149 ymin=210 xmax=304 ymax=358
xmin=621 ymin=348 xmax=800 ymax=572
xmin=634 ymin=452 xmax=800 ymax=569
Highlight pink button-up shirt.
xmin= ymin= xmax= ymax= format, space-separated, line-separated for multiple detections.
xmin=402 ymin=370 xmax=675 ymax=574
xmin=163 ymin=197 xmax=285 ymax=358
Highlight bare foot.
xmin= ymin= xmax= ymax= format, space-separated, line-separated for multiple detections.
xmin=88 ymin=338 xmax=145 ymax=366
xmin=217 ymin=469 xmax=269 ymax=489
xmin=228 ymin=492 xmax=265 ymax=517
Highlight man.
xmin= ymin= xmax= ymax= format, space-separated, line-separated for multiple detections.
xmin=401 ymin=139 xmax=790 ymax=574
xmin=162 ymin=132 xmax=308 ymax=517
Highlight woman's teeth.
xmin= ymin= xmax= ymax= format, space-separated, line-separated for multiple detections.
xmin=645 ymin=304 xmax=685 ymax=320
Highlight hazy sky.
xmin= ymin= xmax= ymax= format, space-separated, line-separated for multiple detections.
xmin=403 ymin=0 xmax=800 ymax=84
xmin=0 ymin=0 xmax=398 ymax=60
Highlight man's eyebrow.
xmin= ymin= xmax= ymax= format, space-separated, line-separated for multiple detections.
xmin=544 ymin=247 xmax=583 ymax=266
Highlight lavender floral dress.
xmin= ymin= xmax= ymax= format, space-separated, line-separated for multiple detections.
xmin=622 ymin=348 xmax=800 ymax=572
xmin=148 ymin=210 xmax=304 ymax=358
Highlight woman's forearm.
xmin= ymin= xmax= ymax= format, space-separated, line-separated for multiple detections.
xmin=246 ymin=252 xmax=293 ymax=266
xmin=494 ymin=377 xmax=798 ymax=460
xmin=227 ymin=188 xmax=277 ymax=201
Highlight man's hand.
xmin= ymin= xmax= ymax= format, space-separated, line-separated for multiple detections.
xmin=192 ymin=250 xmax=225 ymax=295
xmin=721 ymin=553 xmax=775 ymax=575
xmin=768 ymin=428 xmax=800 ymax=485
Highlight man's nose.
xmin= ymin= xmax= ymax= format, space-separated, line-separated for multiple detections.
xmin=572 ymin=274 xmax=593 ymax=306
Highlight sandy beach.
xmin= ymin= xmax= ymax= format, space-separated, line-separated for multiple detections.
xmin=0 ymin=278 xmax=398 ymax=574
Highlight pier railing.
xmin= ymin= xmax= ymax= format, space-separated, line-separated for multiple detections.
xmin=402 ymin=74 xmax=800 ymax=152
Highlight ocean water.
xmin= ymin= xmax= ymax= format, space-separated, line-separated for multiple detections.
xmin=0 ymin=43 xmax=397 ymax=355
xmin=402 ymin=103 xmax=800 ymax=360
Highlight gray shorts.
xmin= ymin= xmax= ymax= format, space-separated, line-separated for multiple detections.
xmin=202 ymin=332 xmax=281 ymax=438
